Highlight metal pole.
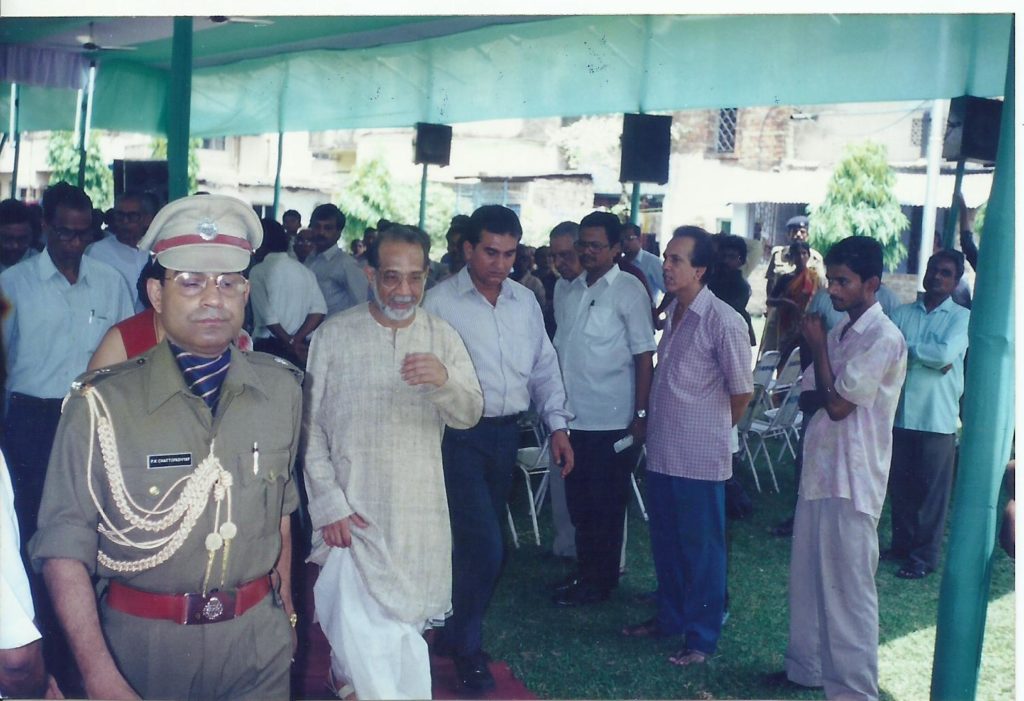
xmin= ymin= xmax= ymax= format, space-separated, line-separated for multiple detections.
xmin=272 ymin=131 xmax=284 ymax=219
xmin=942 ymin=159 xmax=967 ymax=250
xmin=9 ymin=83 xmax=20 ymax=199
xmin=168 ymin=17 xmax=194 ymax=202
xmin=76 ymin=65 xmax=95 ymax=189
xmin=917 ymin=99 xmax=946 ymax=288
xmin=931 ymin=28 xmax=1015 ymax=701
xmin=418 ymin=162 xmax=428 ymax=230
xmin=630 ymin=182 xmax=641 ymax=224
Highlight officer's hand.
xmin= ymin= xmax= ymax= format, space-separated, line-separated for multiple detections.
xmin=401 ymin=353 xmax=448 ymax=388
xmin=629 ymin=416 xmax=647 ymax=446
xmin=551 ymin=430 xmax=574 ymax=478
xmin=83 ymin=668 xmax=139 ymax=700
xmin=322 ymin=514 xmax=369 ymax=548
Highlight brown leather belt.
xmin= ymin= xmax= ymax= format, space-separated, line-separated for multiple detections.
xmin=106 ymin=576 xmax=272 ymax=625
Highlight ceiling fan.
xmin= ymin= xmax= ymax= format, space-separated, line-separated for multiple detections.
xmin=75 ymin=21 xmax=137 ymax=52
xmin=209 ymin=16 xmax=274 ymax=27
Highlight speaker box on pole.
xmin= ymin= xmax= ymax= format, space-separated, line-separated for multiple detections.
xmin=414 ymin=123 xmax=453 ymax=166
xmin=942 ymin=96 xmax=1002 ymax=164
xmin=113 ymin=159 xmax=169 ymax=206
xmin=619 ymin=113 xmax=672 ymax=184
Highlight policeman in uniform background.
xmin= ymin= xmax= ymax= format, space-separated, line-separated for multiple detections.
xmin=29 ymin=195 xmax=303 ymax=700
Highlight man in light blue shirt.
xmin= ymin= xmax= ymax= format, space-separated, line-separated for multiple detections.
xmin=424 ymin=205 xmax=573 ymax=693
xmin=303 ymin=204 xmax=368 ymax=316
xmin=621 ymin=223 xmax=665 ymax=301
xmin=885 ymin=250 xmax=970 ymax=579
xmin=85 ymin=191 xmax=156 ymax=311
xmin=0 ymin=184 xmax=134 ymax=544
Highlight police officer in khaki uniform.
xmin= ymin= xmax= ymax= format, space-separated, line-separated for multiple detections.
xmin=761 ymin=215 xmax=826 ymax=354
xmin=30 ymin=195 xmax=303 ymax=700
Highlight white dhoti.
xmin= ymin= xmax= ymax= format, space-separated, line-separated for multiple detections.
xmin=314 ymin=548 xmax=432 ymax=700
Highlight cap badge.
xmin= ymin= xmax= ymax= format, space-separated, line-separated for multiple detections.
xmin=197 ymin=218 xmax=219 ymax=241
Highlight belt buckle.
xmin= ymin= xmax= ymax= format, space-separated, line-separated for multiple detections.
xmin=184 ymin=590 xmax=237 ymax=625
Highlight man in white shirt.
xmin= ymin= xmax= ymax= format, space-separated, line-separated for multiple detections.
xmin=0 ymin=454 xmax=49 ymax=698
xmin=547 ymin=220 xmax=584 ymax=559
xmin=86 ymin=191 xmax=157 ymax=310
xmin=249 ymin=218 xmax=326 ymax=366
xmin=424 ymin=205 xmax=573 ymax=693
xmin=552 ymin=211 xmax=655 ymax=606
xmin=303 ymin=204 xmax=368 ymax=316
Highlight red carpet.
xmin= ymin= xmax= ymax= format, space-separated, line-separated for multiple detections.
xmin=291 ymin=563 xmax=536 ymax=700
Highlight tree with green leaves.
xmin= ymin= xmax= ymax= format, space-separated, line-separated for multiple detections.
xmin=337 ymin=158 xmax=455 ymax=253
xmin=808 ymin=141 xmax=909 ymax=271
xmin=46 ymin=130 xmax=113 ymax=210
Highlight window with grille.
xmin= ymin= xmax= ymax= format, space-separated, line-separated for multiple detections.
xmin=201 ymin=137 xmax=226 ymax=150
xmin=715 ymin=108 xmax=738 ymax=153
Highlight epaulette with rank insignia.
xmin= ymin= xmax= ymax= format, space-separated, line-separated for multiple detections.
xmin=63 ymin=356 xmax=148 ymax=411
xmin=246 ymin=351 xmax=304 ymax=385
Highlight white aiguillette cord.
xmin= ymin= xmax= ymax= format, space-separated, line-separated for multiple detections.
xmin=83 ymin=386 xmax=237 ymax=594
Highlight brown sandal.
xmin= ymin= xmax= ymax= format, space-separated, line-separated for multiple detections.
xmin=668 ymin=648 xmax=708 ymax=666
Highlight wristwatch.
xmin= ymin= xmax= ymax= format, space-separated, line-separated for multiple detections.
xmin=635 ymin=409 xmax=647 ymax=419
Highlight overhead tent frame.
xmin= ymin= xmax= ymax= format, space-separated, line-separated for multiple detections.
xmin=0 ymin=14 xmax=1012 ymax=136
xmin=0 ymin=13 xmax=1017 ymax=700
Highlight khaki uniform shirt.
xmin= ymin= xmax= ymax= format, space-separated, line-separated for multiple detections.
xmin=30 ymin=341 xmax=303 ymax=594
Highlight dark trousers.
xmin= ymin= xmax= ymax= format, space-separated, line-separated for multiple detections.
xmin=4 ymin=393 xmax=63 ymax=544
xmin=647 ymin=470 xmax=726 ymax=655
xmin=565 ymin=429 xmax=635 ymax=593
xmin=888 ymin=428 xmax=957 ymax=570
xmin=437 ymin=420 xmax=519 ymax=655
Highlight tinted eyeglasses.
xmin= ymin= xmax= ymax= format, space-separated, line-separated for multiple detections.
xmin=166 ymin=271 xmax=249 ymax=298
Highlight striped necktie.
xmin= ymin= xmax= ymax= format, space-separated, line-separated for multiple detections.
xmin=170 ymin=343 xmax=232 ymax=413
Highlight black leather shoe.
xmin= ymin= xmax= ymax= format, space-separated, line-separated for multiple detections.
xmin=552 ymin=582 xmax=610 ymax=607
xmin=550 ymin=573 xmax=581 ymax=594
xmin=453 ymin=651 xmax=495 ymax=693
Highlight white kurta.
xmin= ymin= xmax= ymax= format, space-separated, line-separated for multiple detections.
xmin=303 ymin=304 xmax=483 ymax=624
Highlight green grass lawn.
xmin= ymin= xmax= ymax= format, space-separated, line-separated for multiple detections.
xmin=488 ymin=443 xmax=1015 ymax=700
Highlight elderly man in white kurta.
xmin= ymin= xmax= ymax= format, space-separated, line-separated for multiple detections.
xmin=304 ymin=225 xmax=483 ymax=700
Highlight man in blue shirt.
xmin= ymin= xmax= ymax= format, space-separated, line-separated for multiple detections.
xmin=0 ymin=184 xmax=134 ymax=544
xmin=885 ymin=250 xmax=970 ymax=579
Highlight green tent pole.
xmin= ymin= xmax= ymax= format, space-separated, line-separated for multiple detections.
xmin=9 ymin=83 xmax=20 ymax=199
xmin=418 ymin=163 xmax=428 ymax=230
xmin=168 ymin=17 xmax=193 ymax=202
xmin=629 ymin=182 xmax=641 ymax=224
xmin=76 ymin=67 xmax=93 ymax=189
xmin=930 ymin=27 xmax=1015 ymax=701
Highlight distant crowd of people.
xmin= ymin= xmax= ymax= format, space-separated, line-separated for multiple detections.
xmin=0 ymin=184 xmax=983 ymax=701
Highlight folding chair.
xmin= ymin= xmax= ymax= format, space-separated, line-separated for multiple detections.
xmin=750 ymin=350 xmax=781 ymax=417
xmin=513 ymin=434 xmax=553 ymax=546
xmin=736 ymin=385 xmax=769 ymax=492
xmin=631 ymin=445 xmax=648 ymax=522
xmin=768 ymin=347 xmax=802 ymax=406
xmin=740 ymin=387 xmax=802 ymax=493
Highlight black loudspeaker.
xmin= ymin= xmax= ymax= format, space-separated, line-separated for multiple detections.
xmin=414 ymin=123 xmax=453 ymax=166
xmin=620 ymin=113 xmax=672 ymax=184
xmin=113 ymin=159 xmax=169 ymax=206
xmin=942 ymin=96 xmax=1002 ymax=163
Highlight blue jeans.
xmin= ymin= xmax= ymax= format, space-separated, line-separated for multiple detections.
xmin=647 ymin=470 xmax=726 ymax=655
xmin=436 ymin=420 xmax=519 ymax=655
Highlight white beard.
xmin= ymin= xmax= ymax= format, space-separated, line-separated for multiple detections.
xmin=370 ymin=283 xmax=417 ymax=322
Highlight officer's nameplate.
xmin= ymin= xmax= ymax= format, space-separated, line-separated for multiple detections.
xmin=147 ymin=453 xmax=193 ymax=470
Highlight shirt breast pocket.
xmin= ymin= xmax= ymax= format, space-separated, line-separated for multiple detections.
xmin=582 ymin=306 xmax=616 ymax=341
xmin=238 ymin=449 xmax=292 ymax=536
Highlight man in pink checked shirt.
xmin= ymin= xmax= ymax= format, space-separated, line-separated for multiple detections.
xmin=622 ymin=226 xmax=753 ymax=667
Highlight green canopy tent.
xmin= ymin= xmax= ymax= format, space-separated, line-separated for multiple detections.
xmin=0 ymin=14 xmax=1016 ymax=699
